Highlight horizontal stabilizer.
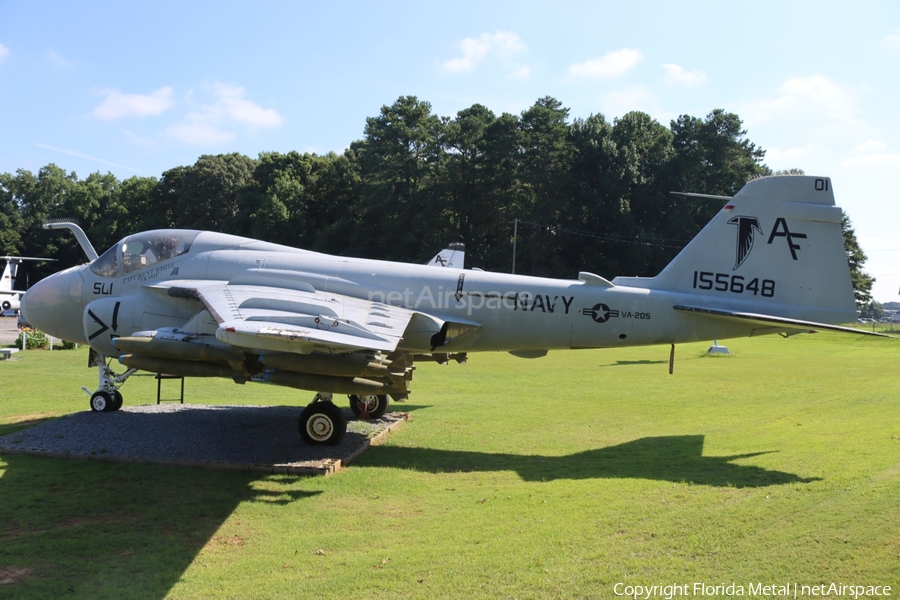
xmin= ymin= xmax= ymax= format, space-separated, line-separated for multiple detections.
xmin=673 ymin=305 xmax=891 ymax=337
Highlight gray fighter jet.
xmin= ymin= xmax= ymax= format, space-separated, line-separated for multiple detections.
xmin=21 ymin=175 xmax=872 ymax=444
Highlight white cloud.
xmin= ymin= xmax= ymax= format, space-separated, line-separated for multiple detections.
xmin=661 ymin=63 xmax=706 ymax=86
xmin=166 ymin=82 xmax=283 ymax=146
xmin=35 ymin=143 xmax=142 ymax=173
xmin=210 ymin=82 xmax=282 ymax=127
xmin=166 ymin=120 xmax=235 ymax=146
xmin=763 ymin=144 xmax=817 ymax=165
xmin=741 ymin=75 xmax=858 ymax=125
xmin=845 ymin=140 xmax=900 ymax=167
xmin=93 ymin=86 xmax=175 ymax=120
xmin=844 ymin=153 xmax=900 ymax=168
xmin=442 ymin=31 xmax=526 ymax=74
xmin=508 ymin=65 xmax=532 ymax=81
xmin=854 ymin=140 xmax=888 ymax=154
xmin=0 ymin=43 xmax=10 ymax=64
xmin=598 ymin=85 xmax=659 ymax=118
xmin=883 ymin=29 xmax=900 ymax=50
xmin=568 ymin=48 xmax=643 ymax=80
xmin=44 ymin=48 xmax=71 ymax=68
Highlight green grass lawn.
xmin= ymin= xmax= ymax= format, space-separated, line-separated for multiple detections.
xmin=1 ymin=333 xmax=898 ymax=598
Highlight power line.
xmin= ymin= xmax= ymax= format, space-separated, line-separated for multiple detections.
xmin=512 ymin=219 xmax=690 ymax=249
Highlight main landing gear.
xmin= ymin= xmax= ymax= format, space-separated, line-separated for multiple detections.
xmin=85 ymin=351 xmax=135 ymax=413
xmin=348 ymin=394 xmax=389 ymax=419
xmin=299 ymin=393 xmax=347 ymax=446
xmin=298 ymin=393 xmax=391 ymax=446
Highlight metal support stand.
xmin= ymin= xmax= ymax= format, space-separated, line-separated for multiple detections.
xmin=156 ymin=374 xmax=185 ymax=404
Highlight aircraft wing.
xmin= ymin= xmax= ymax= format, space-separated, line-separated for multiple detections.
xmin=158 ymin=280 xmax=420 ymax=354
xmin=673 ymin=305 xmax=890 ymax=337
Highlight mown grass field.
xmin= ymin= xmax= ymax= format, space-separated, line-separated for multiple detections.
xmin=0 ymin=332 xmax=898 ymax=599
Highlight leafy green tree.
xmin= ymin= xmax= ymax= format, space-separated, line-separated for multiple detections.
xmin=349 ymin=96 xmax=445 ymax=259
xmin=0 ymin=171 xmax=26 ymax=255
xmin=669 ymin=109 xmax=769 ymax=196
xmin=565 ymin=113 xmax=623 ymax=275
xmin=12 ymin=165 xmax=82 ymax=278
xmin=859 ymin=300 xmax=883 ymax=321
xmin=238 ymin=151 xmax=313 ymax=244
xmin=304 ymin=151 xmax=361 ymax=254
xmin=478 ymin=111 xmax=526 ymax=271
xmin=610 ymin=111 xmax=676 ymax=275
xmin=517 ymin=96 xmax=574 ymax=275
xmin=116 ymin=176 xmax=161 ymax=237
xmin=439 ymin=105 xmax=526 ymax=269
xmin=65 ymin=172 xmax=123 ymax=254
xmin=173 ymin=153 xmax=258 ymax=231
xmin=842 ymin=212 xmax=874 ymax=307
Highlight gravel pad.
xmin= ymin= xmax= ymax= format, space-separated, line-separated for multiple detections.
xmin=0 ymin=404 xmax=408 ymax=475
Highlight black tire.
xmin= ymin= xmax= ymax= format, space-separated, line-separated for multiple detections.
xmin=90 ymin=391 xmax=113 ymax=413
xmin=348 ymin=394 xmax=389 ymax=420
xmin=298 ymin=402 xmax=347 ymax=446
xmin=111 ymin=390 xmax=124 ymax=411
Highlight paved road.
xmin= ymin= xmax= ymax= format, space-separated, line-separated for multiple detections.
xmin=0 ymin=317 xmax=19 ymax=346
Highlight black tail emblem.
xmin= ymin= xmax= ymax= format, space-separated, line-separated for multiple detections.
xmin=727 ymin=216 xmax=761 ymax=270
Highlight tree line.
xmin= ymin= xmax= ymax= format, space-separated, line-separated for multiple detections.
xmin=0 ymin=95 xmax=873 ymax=305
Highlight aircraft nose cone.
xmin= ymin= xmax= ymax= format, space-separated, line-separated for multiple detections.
xmin=21 ymin=266 xmax=87 ymax=344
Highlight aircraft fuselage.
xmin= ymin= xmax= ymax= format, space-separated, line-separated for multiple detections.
xmin=34 ymin=231 xmax=782 ymax=359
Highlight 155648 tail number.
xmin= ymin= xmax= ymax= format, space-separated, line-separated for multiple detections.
xmin=692 ymin=271 xmax=775 ymax=297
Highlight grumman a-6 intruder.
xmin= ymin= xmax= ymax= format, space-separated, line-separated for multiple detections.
xmin=21 ymin=176 xmax=875 ymax=445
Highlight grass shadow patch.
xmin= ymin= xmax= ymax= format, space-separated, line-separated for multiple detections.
xmin=0 ymin=415 xmax=60 ymax=438
xmin=598 ymin=360 xmax=668 ymax=367
xmin=360 ymin=435 xmax=820 ymax=488
xmin=0 ymin=454 xmax=320 ymax=598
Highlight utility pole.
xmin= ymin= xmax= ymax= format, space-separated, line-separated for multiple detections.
xmin=511 ymin=218 xmax=518 ymax=274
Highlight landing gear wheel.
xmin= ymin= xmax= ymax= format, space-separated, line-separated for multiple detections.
xmin=299 ymin=402 xmax=347 ymax=446
xmin=90 ymin=391 xmax=113 ymax=412
xmin=348 ymin=394 xmax=389 ymax=420
xmin=111 ymin=390 xmax=124 ymax=411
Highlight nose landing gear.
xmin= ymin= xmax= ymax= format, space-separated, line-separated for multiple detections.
xmin=85 ymin=351 xmax=135 ymax=412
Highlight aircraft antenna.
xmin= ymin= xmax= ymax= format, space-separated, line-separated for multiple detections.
xmin=669 ymin=191 xmax=733 ymax=201
xmin=43 ymin=220 xmax=99 ymax=261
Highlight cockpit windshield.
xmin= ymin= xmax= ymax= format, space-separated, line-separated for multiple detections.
xmin=90 ymin=230 xmax=200 ymax=278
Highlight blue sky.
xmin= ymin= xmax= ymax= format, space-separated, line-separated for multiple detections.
xmin=2 ymin=1 xmax=899 ymax=301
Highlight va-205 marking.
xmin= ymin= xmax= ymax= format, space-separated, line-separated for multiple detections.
xmin=581 ymin=303 xmax=651 ymax=324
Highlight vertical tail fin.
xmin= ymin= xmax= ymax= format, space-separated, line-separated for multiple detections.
xmin=614 ymin=176 xmax=857 ymax=325
xmin=0 ymin=256 xmax=59 ymax=293
xmin=425 ymin=243 xmax=465 ymax=269
xmin=0 ymin=259 xmax=17 ymax=293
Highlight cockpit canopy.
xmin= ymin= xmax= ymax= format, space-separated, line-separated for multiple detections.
xmin=90 ymin=230 xmax=200 ymax=278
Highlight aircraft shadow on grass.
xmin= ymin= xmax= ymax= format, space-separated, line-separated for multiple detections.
xmin=598 ymin=360 xmax=669 ymax=367
xmin=0 ymin=453 xmax=319 ymax=597
xmin=0 ymin=425 xmax=814 ymax=596
xmin=361 ymin=434 xmax=821 ymax=488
